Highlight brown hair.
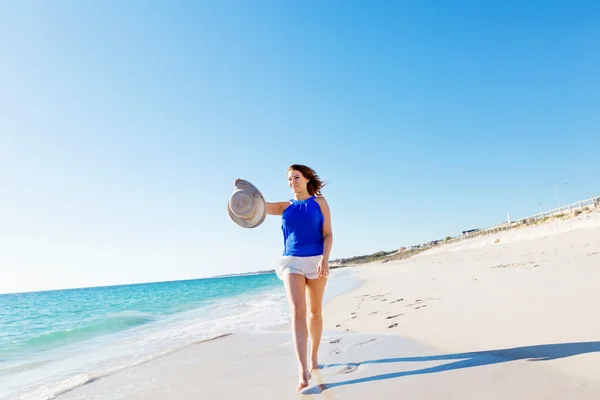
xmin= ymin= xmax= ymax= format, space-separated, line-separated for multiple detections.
xmin=288 ymin=164 xmax=326 ymax=197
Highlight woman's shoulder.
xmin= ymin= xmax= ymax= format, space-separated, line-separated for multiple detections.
xmin=313 ymin=196 xmax=330 ymax=220
xmin=313 ymin=196 xmax=329 ymax=207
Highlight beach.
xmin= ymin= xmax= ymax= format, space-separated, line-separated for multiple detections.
xmin=56 ymin=210 xmax=600 ymax=399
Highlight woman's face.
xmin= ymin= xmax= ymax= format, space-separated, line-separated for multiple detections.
xmin=288 ymin=169 xmax=309 ymax=194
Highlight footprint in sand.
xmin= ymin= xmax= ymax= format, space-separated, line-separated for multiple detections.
xmin=388 ymin=323 xmax=398 ymax=328
xmin=390 ymin=298 xmax=404 ymax=303
xmin=356 ymin=338 xmax=377 ymax=346
xmin=386 ymin=314 xmax=403 ymax=319
xmin=338 ymin=363 xmax=359 ymax=374
xmin=371 ymin=293 xmax=391 ymax=300
xmin=329 ymin=338 xmax=341 ymax=344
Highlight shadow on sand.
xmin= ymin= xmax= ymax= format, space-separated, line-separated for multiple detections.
xmin=303 ymin=341 xmax=600 ymax=395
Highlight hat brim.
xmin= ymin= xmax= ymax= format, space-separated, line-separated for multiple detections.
xmin=227 ymin=180 xmax=267 ymax=229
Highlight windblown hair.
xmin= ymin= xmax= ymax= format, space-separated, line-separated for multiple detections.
xmin=288 ymin=164 xmax=327 ymax=197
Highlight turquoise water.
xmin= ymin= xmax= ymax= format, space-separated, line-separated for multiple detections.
xmin=0 ymin=274 xmax=287 ymax=400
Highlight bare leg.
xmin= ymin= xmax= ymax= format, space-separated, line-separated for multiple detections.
xmin=306 ymin=276 xmax=327 ymax=371
xmin=283 ymin=273 xmax=312 ymax=391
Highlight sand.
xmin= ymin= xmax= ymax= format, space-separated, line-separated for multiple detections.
xmin=57 ymin=210 xmax=600 ymax=399
xmin=324 ymin=210 xmax=600 ymax=384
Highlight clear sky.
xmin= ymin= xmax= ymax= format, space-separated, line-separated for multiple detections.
xmin=2 ymin=1 xmax=599 ymax=294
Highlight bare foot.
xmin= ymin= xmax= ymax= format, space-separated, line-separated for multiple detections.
xmin=310 ymin=361 xmax=323 ymax=372
xmin=297 ymin=370 xmax=311 ymax=392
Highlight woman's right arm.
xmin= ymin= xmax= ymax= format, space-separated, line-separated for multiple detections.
xmin=266 ymin=202 xmax=289 ymax=215
xmin=234 ymin=179 xmax=287 ymax=215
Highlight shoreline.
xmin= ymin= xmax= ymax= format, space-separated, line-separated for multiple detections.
xmin=57 ymin=211 xmax=600 ymax=399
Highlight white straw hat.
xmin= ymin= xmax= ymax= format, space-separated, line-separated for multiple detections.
xmin=227 ymin=179 xmax=266 ymax=229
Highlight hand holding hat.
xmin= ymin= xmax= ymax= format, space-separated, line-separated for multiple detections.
xmin=227 ymin=179 xmax=267 ymax=229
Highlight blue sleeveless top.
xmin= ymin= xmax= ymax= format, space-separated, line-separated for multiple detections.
xmin=281 ymin=196 xmax=324 ymax=257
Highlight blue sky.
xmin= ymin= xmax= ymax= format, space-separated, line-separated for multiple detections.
xmin=2 ymin=1 xmax=599 ymax=293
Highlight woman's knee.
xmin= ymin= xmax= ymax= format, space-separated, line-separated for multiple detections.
xmin=292 ymin=304 xmax=307 ymax=320
xmin=308 ymin=310 xmax=322 ymax=321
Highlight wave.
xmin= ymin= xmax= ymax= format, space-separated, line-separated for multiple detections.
xmin=22 ymin=312 xmax=157 ymax=351
xmin=3 ymin=284 xmax=290 ymax=400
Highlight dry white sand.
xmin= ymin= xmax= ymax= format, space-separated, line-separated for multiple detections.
xmin=57 ymin=210 xmax=600 ymax=399
xmin=324 ymin=210 xmax=600 ymax=391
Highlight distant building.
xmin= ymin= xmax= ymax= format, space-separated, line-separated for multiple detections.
xmin=462 ymin=228 xmax=480 ymax=236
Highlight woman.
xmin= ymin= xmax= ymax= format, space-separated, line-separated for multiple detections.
xmin=236 ymin=164 xmax=333 ymax=391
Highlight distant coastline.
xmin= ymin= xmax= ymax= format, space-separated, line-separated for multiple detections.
xmin=213 ymin=270 xmax=276 ymax=278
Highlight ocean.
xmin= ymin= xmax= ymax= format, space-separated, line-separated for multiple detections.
xmin=0 ymin=271 xmax=356 ymax=400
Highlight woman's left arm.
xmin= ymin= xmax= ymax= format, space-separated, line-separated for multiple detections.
xmin=316 ymin=197 xmax=333 ymax=278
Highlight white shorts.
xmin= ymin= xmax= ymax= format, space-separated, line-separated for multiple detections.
xmin=276 ymin=255 xmax=325 ymax=280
